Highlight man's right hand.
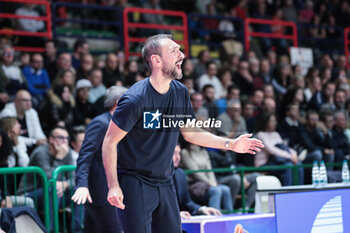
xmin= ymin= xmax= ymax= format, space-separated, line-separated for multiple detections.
xmin=107 ymin=186 xmax=125 ymax=209
xmin=71 ymin=187 xmax=92 ymax=205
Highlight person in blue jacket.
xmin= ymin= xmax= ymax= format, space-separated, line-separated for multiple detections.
xmin=71 ymin=86 xmax=127 ymax=233
xmin=102 ymin=34 xmax=264 ymax=233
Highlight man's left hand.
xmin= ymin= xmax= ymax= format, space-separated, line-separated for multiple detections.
xmin=230 ymin=134 xmax=264 ymax=154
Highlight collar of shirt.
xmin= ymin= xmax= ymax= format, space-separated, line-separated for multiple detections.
xmin=30 ymin=67 xmax=42 ymax=76
xmin=285 ymin=117 xmax=299 ymax=127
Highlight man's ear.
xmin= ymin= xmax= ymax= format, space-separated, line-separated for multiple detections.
xmin=150 ymin=54 xmax=161 ymax=67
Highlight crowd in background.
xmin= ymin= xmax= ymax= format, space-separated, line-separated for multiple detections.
xmin=0 ymin=0 xmax=350 ymax=228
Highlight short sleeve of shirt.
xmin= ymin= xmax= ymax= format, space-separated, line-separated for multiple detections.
xmin=112 ymin=94 xmax=141 ymax=132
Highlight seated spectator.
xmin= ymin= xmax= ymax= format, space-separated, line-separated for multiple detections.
xmin=172 ymin=145 xmax=222 ymax=218
xmin=208 ymin=147 xmax=258 ymax=210
xmin=88 ymin=69 xmax=106 ymax=104
xmin=217 ymin=100 xmax=247 ymax=139
xmin=76 ymin=54 xmax=93 ymax=80
xmin=180 ymin=142 xmax=233 ymax=211
xmin=48 ymin=53 xmax=75 ymax=84
xmin=296 ymin=110 xmax=334 ymax=165
xmin=182 ymin=76 xmax=196 ymax=95
xmin=43 ymin=40 xmax=58 ymax=82
xmin=194 ymin=50 xmax=211 ymax=80
xmin=0 ymin=117 xmax=30 ymax=167
xmin=103 ymin=53 xmax=124 ymax=88
xmin=18 ymin=126 xmax=82 ymax=232
xmin=217 ymin=68 xmax=233 ymax=98
xmin=72 ymin=39 xmax=89 ymax=70
xmin=22 ymin=53 xmax=50 ymax=108
xmin=190 ymin=92 xmax=208 ymax=120
xmin=242 ymin=100 xmax=255 ymax=133
xmin=39 ymin=85 xmax=75 ymax=135
xmin=70 ymin=126 xmax=85 ymax=165
xmin=255 ymin=112 xmax=303 ymax=186
xmin=51 ymin=70 xmax=76 ymax=93
xmin=308 ymin=82 xmax=336 ymax=112
xmin=332 ymin=111 xmax=350 ymax=162
xmin=197 ymin=62 xmax=224 ymax=100
xmin=181 ymin=58 xmax=196 ymax=83
xmin=202 ymin=85 xmax=219 ymax=119
xmin=279 ymin=88 xmax=307 ymax=119
xmin=299 ymin=0 xmax=314 ymax=23
xmin=0 ymin=90 xmax=46 ymax=146
xmin=73 ymin=79 xmax=97 ymax=126
xmin=334 ymin=89 xmax=347 ymax=112
xmin=216 ymin=85 xmax=240 ymax=115
xmin=309 ymin=15 xmax=326 ymax=39
xmin=233 ymin=61 xmax=254 ymax=97
xmin=0 ymin=45 xmax=27 ymax=100
xmin=249 ymin=58 xmax=264 ymax=90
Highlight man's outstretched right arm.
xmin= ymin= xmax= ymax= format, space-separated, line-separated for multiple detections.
xmin=102 ymin=120 xmax=128 ymax=209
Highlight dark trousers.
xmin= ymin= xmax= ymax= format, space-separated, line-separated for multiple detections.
xmin=84 ymin=202 xmax=122 ymax=233
xmin=118 ymin=174 xmax=181 ymax=233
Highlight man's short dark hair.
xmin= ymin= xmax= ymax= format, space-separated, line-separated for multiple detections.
xmin=202 ymin=84 xmax=214 ymax=93
xmin=49 ymin=125 xmax=68 ymax=137
xmin=141 ymin=34 xmax=173 ymax=72
xmin=74 ymin=39 xmax=88 ymax=52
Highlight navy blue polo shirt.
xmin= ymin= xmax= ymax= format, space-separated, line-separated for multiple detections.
xmin=112 ymin=78 xmax=195 ymax=184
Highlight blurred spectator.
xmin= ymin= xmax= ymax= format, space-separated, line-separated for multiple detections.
xmin=277 ymin=104 xmax=301 ymax=149
xmin=198 ymin=62 xmax=224 ymax=100
xmin=18 ymin=126 xmax=82 ymax=232
xmin=262 ymin=97 xmax=276 ymax=114
xmin=0 ymin=117 xmax=30 ymax=167
xmin=202 ymin=85 xmax=219 ymax=119
xmin=217 ymin=69 xmax=233 ymax=97
xmin=181 ymin=142 xmax=233 ymax=211
xmin=309 ymin=15 xmax=326 ymax=39
xmin=249 ymin=58 xmax=264 ymax=90
xmin=334 ymin=89 xmax=347 ymax=112
xmin=208 ymin=147 xmax=258 ymax=210
xmin=279 ymin=88 xmax=306 ymax=119
xmin=304 ymin=76 xmax=322 ymax=103
xmin=217 ymin=100 xmax=247 ymax=139
xmin=72 ymin=39 xmax=89 ymax=70
xmin=332 ymin=111 xmax=350 ymax=162
xmin=52 ymin=70 xmax=76 ymax=93
xmin=123 ymin=60 xmax=143 ymax=88
xmin=19 ymin=52 xmax=30 ymax=69
xmin=0 ymin=90 xmax=46 ymax=146
xmin=308 ymin=82 xmax=336 ymax=112
xmin=73 ymin=79 xmax=97 ymax=126
xmin=299 ymin=1 xmax=314 ymax=23
xmin=48 ymin=52 xmax=75 ymax=84
xmin=250 ymin=89 xmax=264 ymax=117
xmin=142 ymin=0 xmax=165 ymax=34
xmin=38 ymin=85 xmax=75 ymax=135
xmin=296 ymin=110 xmax=334 ymax=164
xmin=216 ymin=85 xmax=240 ymax=115
xmin=190 ymin=92 xmax=208 ymax=120
xmin=70 ymin=126 xmax=85 ymax=165
xmin=181 ymin=58 xmax=195 ymax=81
xmin=43 ymin=40 xmax=58 ymax=82
xmin=0 ymin=129 xmax=13 ymax=168
xmin=282 ymin=0 xmax=298 ymax=23
xmin=172 ymin=145 xmax=222 ymax=218
xmin=182 ymin=76 xmax=195 ymax=95
xmin=254 ymin=112 xmax=303 ymax=186
xmin=194 ymin=50 xmax=211 ymax=80
xmin=76 ymin=54 xmax=94 ymax=80
xmin=234 ymin=61 xmax=254 ymax=97
xmin=0 ymin=45 xmax=27 ymax=100
xmin=102 ymin=53 xmax=124 ymax=88
xmin=22 ymin=53 xmax=50 ymax=108
xmin=234 ymin=0 xmax=249 ymax=20
xmin=88 ymin=69 xmax=106 ymax=104
xmin=242 ymin=100 xmax=255 ymax=133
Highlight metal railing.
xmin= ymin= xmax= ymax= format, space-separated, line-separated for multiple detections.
xmin=51 ymin=2 xmax=123 ymax=48
xmin=244 ymin=18 xmax=298 ymax=51
xmin=187 ymin=13 xmax=244 ymax=57
xmin=0 ymin=166 xmax=50 ymax=231
xmin=50 ymin=165 xmax=81 ymax=233
xmin=0 ymin=0 xmax=52 ymax=53
xmin=123 ymin=7 xmax=189 ymax=61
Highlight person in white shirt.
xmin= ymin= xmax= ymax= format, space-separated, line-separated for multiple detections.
xmin=0 ymin=90 xmax=46 ymax=145
xmin=197 ymin=61 xmax=224 ymax=100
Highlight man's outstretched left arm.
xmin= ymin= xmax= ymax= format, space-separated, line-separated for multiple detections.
xmin=180 ymin=127 xmax=264 ymax=154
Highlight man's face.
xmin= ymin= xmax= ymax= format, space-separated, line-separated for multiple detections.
xmin=203 ymin=87 xmax=215 ymax=101
xmin=227 ymin=102 xmax=241 ymax=119
xmin=31 ymin=54 xmax=43 ymax=70
xmin=77 ymin=87 xmax=90 ymax=101
xmin=239 ymin=62 xmax=249 ymax=73
xmin=81 ymin=55 xmax=93 ymax=72
xmin=207 ymin=63 xmax=217 ymax=77
xmin=307 ymin=113 xmax=319 ymax=129
xmin=106 ymin=54 xmax=118 ymax=71
xmin=15 ymin=91 xmax=32 ymax=112
xmin=58 ymin=53 xmax=72 ymax=70
xmin=45 ymin=42 xmax=56 ymax=57
xmin=160 ymin=39 xmax=184 ymax=80
xmin=335 ymin=91 xmax=346 ymax=107
xmin=89 ymin=70 xmax=103 ymax=86
xmin=335 ymin=113 xmax=346 ymax=130
xmin=191 ymin=94 xmax=203 ymax=109
xmin=72 ymin=132 xmax=85 ymax=153
xmin=287 ymin=105 xmax=299 ymax=120
xmin=49 ymin=128 xmax=69 ymax=148
xmin=323 ymin=115 xmax=334 ymax=130
xmin=172 ymin=145 xmax=181 ymax=167
xmin=228 ymin=89 xmax=240 ymax=100
xmin=2 ymin=47 xmax=14 ymax=65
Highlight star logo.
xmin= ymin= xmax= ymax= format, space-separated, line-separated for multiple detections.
xmin=143 ymin=109 xmax=162 ymax=129
xmin=151 ymin=109 xmax=162 ymax=122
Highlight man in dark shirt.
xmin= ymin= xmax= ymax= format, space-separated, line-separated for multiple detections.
xmin=332 ymin=111 xmax=350 ymax=162
xmin=102 ymin=34 xmax=263 ymax=233
xmin=172 ymin=145 xmax=221 ymax=218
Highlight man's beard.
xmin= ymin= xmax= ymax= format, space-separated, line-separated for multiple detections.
xmin=162 ymin=63 xmax=183 ymax=80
